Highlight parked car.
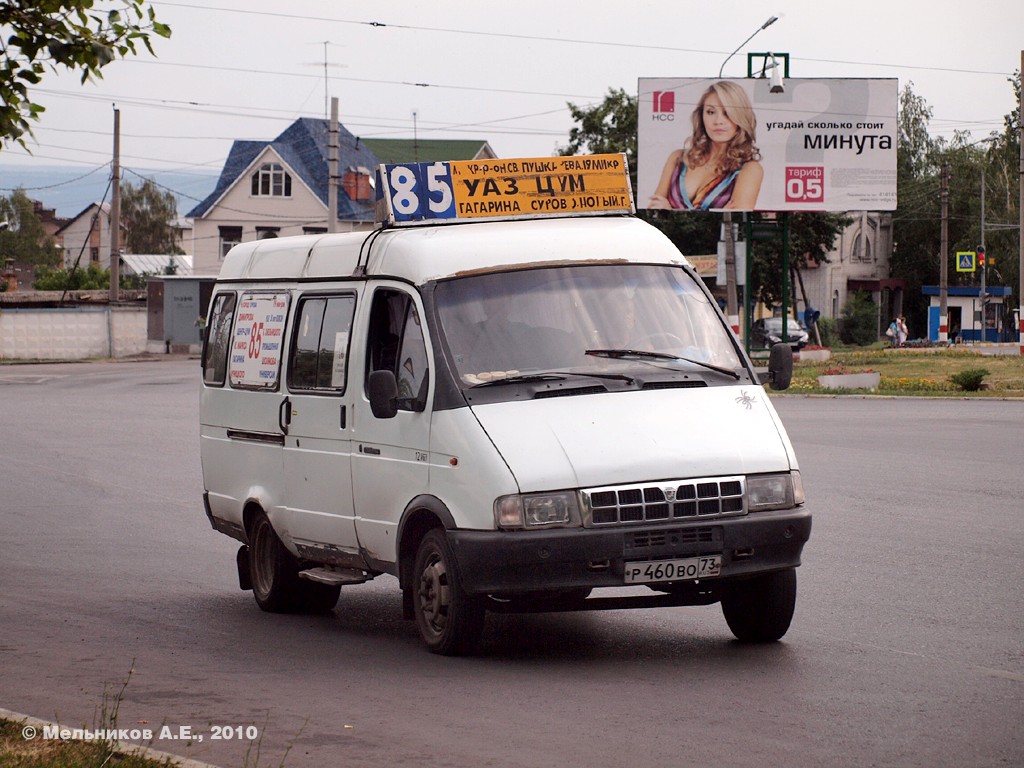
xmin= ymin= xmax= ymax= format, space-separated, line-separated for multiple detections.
xmin=751 ymin=317 xmax=809 ymax=350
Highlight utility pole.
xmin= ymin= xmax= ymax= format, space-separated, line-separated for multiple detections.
xmin=1019 ymin=49 xmax=1023 ymax=356
xmin=328 ymin=97 xmax=339 ymax=233
xmin=723 ymin=211 xmax=739 ymax=335
xmin=979 ymin=168 xmax=986 ymax=343
xmin=939 ymin=161 xmax=948 ymax=343
xmin=109 ymin=106 xmax=120 ymax=303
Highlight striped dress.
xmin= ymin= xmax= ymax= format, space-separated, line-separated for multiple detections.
xmin=667 ymin=162 xmax=740 ymax=210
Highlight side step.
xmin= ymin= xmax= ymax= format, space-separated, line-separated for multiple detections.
xmin=299 ymin=566 xmax=372 ymax=586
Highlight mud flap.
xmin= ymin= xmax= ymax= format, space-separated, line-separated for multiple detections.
xmin=237 ymin=545 xmax=252 ymax=591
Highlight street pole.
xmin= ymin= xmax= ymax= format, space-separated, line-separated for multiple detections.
xmin=939 ymin=161 xmax=948 ymax=343
xmin=1018 ymin=49 xmax=1023 ymax=356
xmin=723 ymin=211 xmax=739 ymax=335
xmin=979 ymin=168 xmax=986 ymax=343
xmin=717 ymin=16 xmax=778 ymax=342
xmin=328 ymin=96 xmax=339 ymax=233
xmin=109 ymin=106 xmax=120 ymax=304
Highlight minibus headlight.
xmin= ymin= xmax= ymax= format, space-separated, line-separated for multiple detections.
xmin=494 ymin=492 xmax=581 ymax=530
xmin=746 ymin=472 xmax=803 ymax=512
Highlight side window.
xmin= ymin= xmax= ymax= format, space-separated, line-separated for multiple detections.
xmin=396 ymin=304 xmax=428 ymax=410
xmin=289 ymin=295 xmax=356 ymax=393
xmin=203 ymin=292 xmax=237 ymax=386
xmin=367 ymin=290 xmax=429 ymax=412
xmin=228 ymin=292 xmax=289 ymax=390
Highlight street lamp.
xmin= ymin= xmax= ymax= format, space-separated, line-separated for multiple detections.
xmin=719 ymin=16 xmax=778 ymax=78
xmin=718 ymin=15 xmax=779 ymax=338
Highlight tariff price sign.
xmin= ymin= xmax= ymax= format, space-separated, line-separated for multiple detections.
xmin=785 ymin=166 xmax=824 ymax=203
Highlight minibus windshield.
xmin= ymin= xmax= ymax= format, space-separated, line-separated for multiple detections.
xmin=434 ymin=264 xmax=741 ymax=385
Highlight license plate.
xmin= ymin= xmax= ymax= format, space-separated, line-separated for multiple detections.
xmin=623 ymin=556 xmax=721 ymax=584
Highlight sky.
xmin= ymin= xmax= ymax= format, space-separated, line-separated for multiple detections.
xmin=0 ymin=0 xmax=1021 ymax=217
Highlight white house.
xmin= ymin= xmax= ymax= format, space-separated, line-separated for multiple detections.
xmin=187 ymin=118 xmax=495 ymax=275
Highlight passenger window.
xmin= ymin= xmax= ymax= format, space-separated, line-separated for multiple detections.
xmin=203 ymin=292 xmax=237 ymax=386
xmin=289 ymin=295 xmax=356 ymax=392
xmin=367 ymin=290 xmax=429 ymax=412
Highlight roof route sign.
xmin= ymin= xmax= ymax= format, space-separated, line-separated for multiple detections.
xmin=376 ymin=154 xmax=635 ymax=226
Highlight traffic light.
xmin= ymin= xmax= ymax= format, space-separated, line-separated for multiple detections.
xmin=977 ymin=245 xmax=986 ymax=267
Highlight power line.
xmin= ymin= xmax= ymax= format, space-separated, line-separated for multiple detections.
xmin=155 ymin=2 xmax=1014 ymax=78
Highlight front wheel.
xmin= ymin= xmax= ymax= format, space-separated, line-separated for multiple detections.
xmin=249 ymin=512 xmax=340 ymax=614
xmin=721 ymin=568 xmax=797 ymax=643
xmin=413 ymin=529 xmax=485 ymax=655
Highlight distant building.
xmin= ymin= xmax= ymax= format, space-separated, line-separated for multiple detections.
xmin=796 ymin=212 xmax=903 ymax=336
xmin=55 ymin=202 xmax=124 ymax=270
xmin=186 ymin=118 xmax=495 ymax=275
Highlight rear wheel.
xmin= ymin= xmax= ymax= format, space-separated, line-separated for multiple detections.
xmin=249 ymin=512 xmax=340 ymax=614
xmin=721 ymin=568 xmax=797 ymax=643
xmin=413 ymin=529 xmax=485 ymax=655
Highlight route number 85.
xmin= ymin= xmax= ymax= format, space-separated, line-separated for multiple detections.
xmin=387 ymin=162 xmax=455 ymax=221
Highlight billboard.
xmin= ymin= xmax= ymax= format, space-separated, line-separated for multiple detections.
xmin=637 ymin=78 xmax=898 ymax=212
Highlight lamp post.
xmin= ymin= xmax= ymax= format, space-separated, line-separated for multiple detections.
xmin=718 ymin=15 xmax=778 ymax=338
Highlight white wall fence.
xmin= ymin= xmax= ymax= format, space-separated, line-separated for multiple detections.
xmin=0 ymin=306 xmax=148 ymax=360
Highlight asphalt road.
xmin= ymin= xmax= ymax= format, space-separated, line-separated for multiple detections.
xmin=1 ymin=360 xmax=1021 ymax=768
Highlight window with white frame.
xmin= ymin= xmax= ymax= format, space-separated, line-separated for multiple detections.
xmin=251 ymin=163 xmax=292 ymax=197
xmin=219 ymin=226 xmax=242 ymax=259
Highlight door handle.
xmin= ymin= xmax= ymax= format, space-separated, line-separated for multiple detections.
xmin=279 ymin=397 xmax=291 ymax=435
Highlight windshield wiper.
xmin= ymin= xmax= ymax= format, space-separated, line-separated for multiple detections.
xmin=469 ymin=370 xmax=634 ymax=388
xmin=585 ymin=348 xmax=741 ymax=380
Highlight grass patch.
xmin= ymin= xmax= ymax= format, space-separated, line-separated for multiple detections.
xmin=786 ymin=346 xmax=1024 ymax=397
xmin=0 ymin=717 xmax=175 ymax=768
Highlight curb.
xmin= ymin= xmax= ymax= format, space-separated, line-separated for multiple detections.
xmin=0 ymin=708 xmax=221 ymax=768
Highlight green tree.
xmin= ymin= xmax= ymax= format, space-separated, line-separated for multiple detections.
xmin=0 ymin=187 xmax=60 ymax=265
xmin=34 ymin=262 xmax=108 ymax=290
xmin=0 ymin=1 xmax=171 ymax=147
xmin=121 ymin=176 xmax=182 ymax=254
xmin=891 ymin=77 xmax=1021 ymax=334
xmin=559 ymin=88 xmax=720 ymax=255
xmin=747 ymin=212 xmax=851 ymax=309
xmin=560 ymin=88 xmax=854 ymax=309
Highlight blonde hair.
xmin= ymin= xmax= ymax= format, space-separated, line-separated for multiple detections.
xmin=684 ymin=81 xmax=760 ymax=173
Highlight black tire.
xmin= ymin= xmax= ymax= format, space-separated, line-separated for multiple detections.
xmin=249 ymin=512 xmax=340 ymax=614
xmin=721 ymin=568 xmax=797 ymax=643
xmin=412 ymin=529 xmax=485 ymax=655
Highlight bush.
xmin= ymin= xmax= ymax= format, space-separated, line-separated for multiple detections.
xmin=838 ymin=291 xmax=879 ymax=346
xmin=949 ymin=368 xmax=990 ymax=391
xmin=816 ymin=317 xmax=837 ymax=348
xmin=34 ymin=264 xmax=110 ymax=290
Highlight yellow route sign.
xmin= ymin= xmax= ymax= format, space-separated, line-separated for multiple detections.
xmin=377 ymin=154 xmax=634 ymax=225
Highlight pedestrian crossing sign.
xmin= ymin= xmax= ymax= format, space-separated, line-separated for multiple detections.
xmin=956 ymin=251 xmax=976 ymax=272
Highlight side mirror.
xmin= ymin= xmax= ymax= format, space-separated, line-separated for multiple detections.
xmin=765 ymin=342 xmax=793 ymax=390
xmin=368 ymin=370 xmax=399 ymax=419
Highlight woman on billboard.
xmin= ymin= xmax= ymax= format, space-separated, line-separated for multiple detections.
xmin=647 ymin=81 xmax=763 ymax=210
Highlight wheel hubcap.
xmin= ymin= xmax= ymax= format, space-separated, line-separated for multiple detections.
xmin=252 ymin=523 xmax=274 ymax=598
xmin=417 ymin=554 xmax=450 ymax=636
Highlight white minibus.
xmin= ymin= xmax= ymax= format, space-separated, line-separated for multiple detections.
xmin=200 ymin=156 xmax=810 ymax=654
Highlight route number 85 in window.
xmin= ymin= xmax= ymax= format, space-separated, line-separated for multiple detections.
xmin=385 ymin=162 xmax=456 ymax=222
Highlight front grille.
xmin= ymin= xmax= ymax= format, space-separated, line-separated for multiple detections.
xmin=582 ymin=476 xmax=746 ymax=527
xmin=628 ymin=527 xmax=717 ymax=550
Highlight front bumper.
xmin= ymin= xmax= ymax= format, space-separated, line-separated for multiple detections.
xmin=448 ymin=507 xmax=811 ymax=596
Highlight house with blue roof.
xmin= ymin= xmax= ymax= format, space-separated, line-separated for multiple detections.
xmin=187 ymin=117 xmax=495 ymax=274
